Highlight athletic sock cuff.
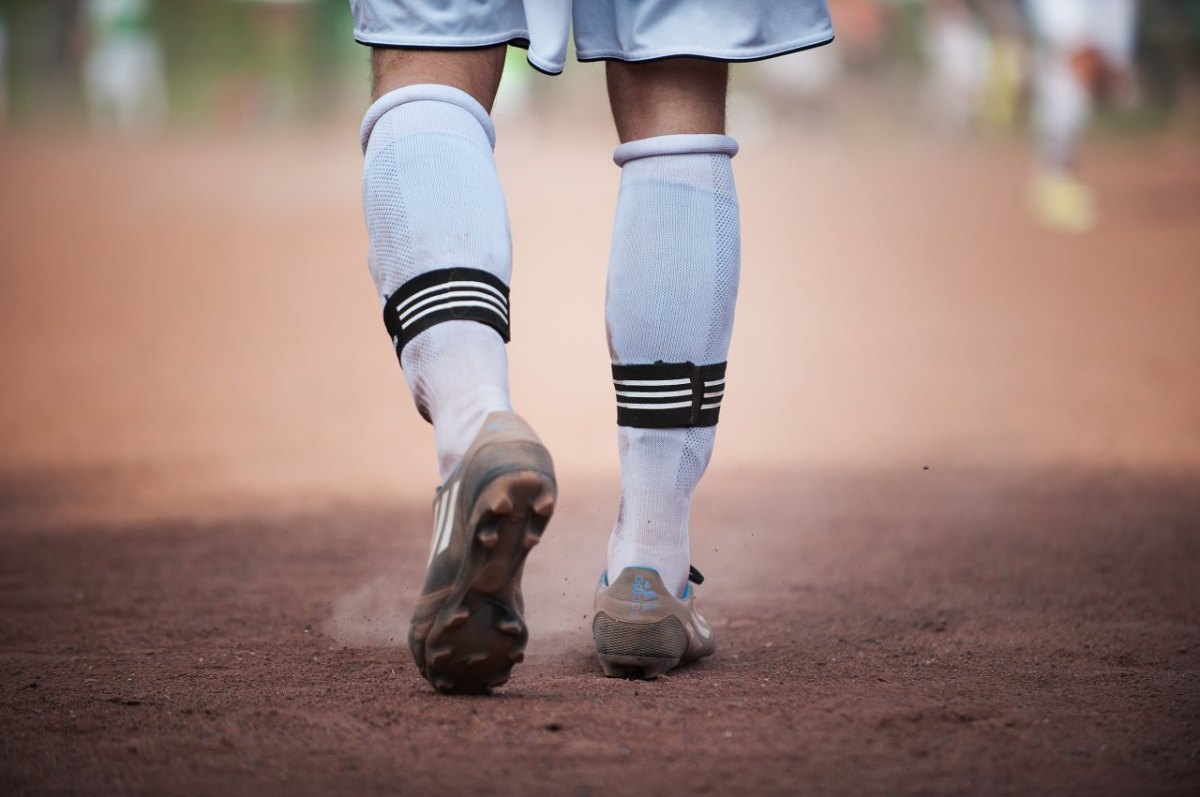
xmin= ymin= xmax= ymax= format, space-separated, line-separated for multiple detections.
xmin=360 ymin=83 xmax=496 ymax=153
xmin=611 ymin=361 xmax=727 ymax=428
xmin=612 ymin=134 xmax=739 ymax=167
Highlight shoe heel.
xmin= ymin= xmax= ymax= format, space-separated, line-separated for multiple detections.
xmin=598 ymin=653 xmax=680 ymax=679
xmin=592 ymin=612 xmax=688 ymax=679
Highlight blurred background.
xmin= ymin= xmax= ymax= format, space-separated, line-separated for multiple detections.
xmin=0 ymin=0 xmax=1197 ymax=135
xmin=0 ymin=0 xmax=1198 ymax=526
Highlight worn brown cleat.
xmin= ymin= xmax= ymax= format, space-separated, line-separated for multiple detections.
xmin=592 ymin=566 xmax=716 ymax=679
xmin=408 ymin=411 xmax=556 ymax=694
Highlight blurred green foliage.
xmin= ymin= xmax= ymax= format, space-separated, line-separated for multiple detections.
xmin=0 ymin=0 xmax=365 ymax=127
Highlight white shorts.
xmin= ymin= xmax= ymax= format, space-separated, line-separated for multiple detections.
xmin=349 ymin=0 xmax=835 ymax=75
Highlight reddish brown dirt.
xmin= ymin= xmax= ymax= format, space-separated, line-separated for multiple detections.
xmin=1 ymin=124 xmax=1199 ymax=795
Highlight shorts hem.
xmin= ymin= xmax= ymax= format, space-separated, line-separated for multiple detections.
xmin=517 ymin=43 xmax=564 ymax=75
xmin=355 ymin=33 xmax=564 ymax=74
xmin=525 ymin=57 xmax=564 ymax=76
xmin=575 ymin=31 xmax=835 ymax=66
xmin=354 ymin=31 xmax=532 ymax=51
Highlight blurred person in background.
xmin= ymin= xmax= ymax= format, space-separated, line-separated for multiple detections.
xmin=351 ymin=0 xmax=834 ymax=693
xmin=1026 ymin=0 xmax=1141 ymax=233
xmin=82 ymin=0 xmax=167 ymax=137
xmin=920 ymin=0 xmax=1025 ymax=133
xmin=974 ymin=0 xmax=1026 ymax=131
xmin=921 ymin=0 xmax=989 ymax=132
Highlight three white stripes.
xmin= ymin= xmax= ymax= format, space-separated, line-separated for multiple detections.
xmin=428 ymin=480 xmax=460 ymax=563
xmin=396 ymin=280 xmax=508 ymax=331
xmin=613 ymin=377 xmax=725 ymax=411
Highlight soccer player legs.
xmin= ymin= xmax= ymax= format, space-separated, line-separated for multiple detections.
xmin=1027 ymin=0 xmax=1140 ymax=232
xmin=351 ymin=0 xmax=834 ymax=689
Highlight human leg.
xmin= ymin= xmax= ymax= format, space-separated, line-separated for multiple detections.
xmin=602 ymin=59 xmax=737 ymax=601
xmin=362 ymin=48 xmax=513 ymax=480
xmin=359 ymin=48 xmax=556 ymax=693
xmin=1024 ymin=0 xmax=1097 ymax=231
xmin=370 ymin=47 xmax=505 ymax=106
xmin=588 ymin=58 xmax=738 ymax=677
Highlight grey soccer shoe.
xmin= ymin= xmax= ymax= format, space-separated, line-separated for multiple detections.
xmin=592 ymin=565 xmax=716 ymax=678
xmin=407 ymin=411 xmax=556 ymax=694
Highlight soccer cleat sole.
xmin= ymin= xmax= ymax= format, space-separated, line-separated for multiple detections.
xmin=409 ymin=469 xmax=555 ymax=694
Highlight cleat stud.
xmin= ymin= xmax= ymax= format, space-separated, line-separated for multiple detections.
xmin=432 ymin=677 xmax=455 ymax=693
xmin=444 ymin=608 xmax=470 ymax=629
xmin=462 ymin=652 xmax=489 ymax=667
xmin=640 ymin=660 xmax=675 ymax=679
xmin=532 ymin=492 xmax=555 ymax=517
xmin=477 ymin=528 xmax=498 ymax=548
xmin=522 ymin=531 xmax=542 ymax=549
xmin=486 ymin=673 xmax=511 ymax=688
xmin=496 ymin=618 xmax=523 ymax=636
xmin=599 ymin=660 xmax=623 ymax=678
xmin=488 ymin=495 xmax=513 ymax=515
xmin=428 ymin=647 xmax=453 ymax=666
xmin=509 ymin=650 xmax=525 ymax=664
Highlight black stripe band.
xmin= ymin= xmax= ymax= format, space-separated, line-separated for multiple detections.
xmin=611 ymin=360 xmax=727 ymax=428
xmin=383 ymin=267 xmax=510 ymax=359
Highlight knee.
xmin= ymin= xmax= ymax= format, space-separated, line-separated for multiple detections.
xmin=607 ymin=58 xmax=729 ymax=142
xmin=370 ymin=46 xmax=506 ymax=110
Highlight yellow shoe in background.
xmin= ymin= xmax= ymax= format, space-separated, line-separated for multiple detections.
xmin=1031 ymin=173 xmax=1097 ymax=234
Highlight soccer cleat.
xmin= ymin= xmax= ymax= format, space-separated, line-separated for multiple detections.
xmin=408 ymin=411 xmax=556 ymax=694
xmin=1031 ymin=172 xmax=1097 ymax=234
xmin=592 ymin=565 xmax=716 ymax=679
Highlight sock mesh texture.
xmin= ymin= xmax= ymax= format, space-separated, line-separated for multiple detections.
xmin=362 ymin=91 xmax=512 ymax=480
xmin=605 ymin=142 xmax=740 ymax=597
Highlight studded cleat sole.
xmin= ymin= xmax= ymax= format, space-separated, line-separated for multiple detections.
xmin=408 ymin=413 xmax=555 ymax=694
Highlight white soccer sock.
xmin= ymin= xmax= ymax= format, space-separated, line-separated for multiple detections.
xmin=605 ymin=134 xmax=741 ymax=598
xmin=361 ymin=85 xmax=513 ymax=481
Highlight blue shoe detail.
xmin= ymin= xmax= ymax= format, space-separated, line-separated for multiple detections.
xmin=630 ymin=572 xmax=661 ymax=612
xmin=601 ymin=566 xmax=692 ymax=600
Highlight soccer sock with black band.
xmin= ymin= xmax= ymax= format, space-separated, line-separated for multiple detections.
xmin=604 ymin=133 xmax=741 ymax=598
xmin=361 ymin=84 xmax=514 ymax=482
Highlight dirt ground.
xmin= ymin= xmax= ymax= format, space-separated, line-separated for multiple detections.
xmin=1 ymin=121 xmax=1198 ymax=795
